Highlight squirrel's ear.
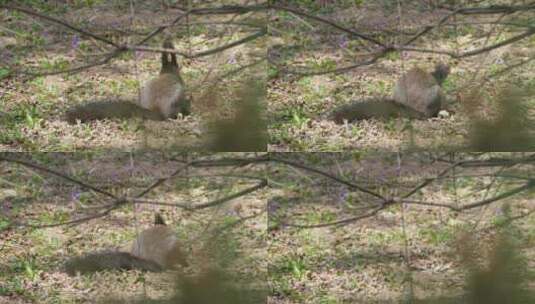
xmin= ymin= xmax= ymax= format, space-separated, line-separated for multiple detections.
xmin=154 ymin=213 xmax=166 ymax=226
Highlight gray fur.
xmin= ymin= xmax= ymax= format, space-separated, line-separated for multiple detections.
xmin=64 ymin=39 xmax=189 ymax=123
xmin=393 ymin=63 xmax=449 ymax=117
xmin=63 ymin=214 xmax=187 ymax=276
xmin=328 ymin=63 xmax=450 ymax=123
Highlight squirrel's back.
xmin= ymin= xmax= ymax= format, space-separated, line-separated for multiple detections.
xmin=131 ymin=222 xmax=188 ymax=269
xmin=139 ymin=73 xmax=187 ymax=119
xmin=63 ymin=213 xmax=187 ymax=276
xmin=64 ymin=38 xmax=189 ymax=123
xmin=328 ymin=63 xmax=450 ymax=123
xmin=393 ymin=64 xmax=450 ymax=117
xmin=138 ymin=38 xmax=189 ymax=119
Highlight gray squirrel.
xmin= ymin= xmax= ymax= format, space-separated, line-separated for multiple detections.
xmin=328 ymin=63 xmax=450 ymax=123
xmin=64 ymin=39 xmax=190 ymax=124
xmin=63 ymin=213 xmax=188 ymax=276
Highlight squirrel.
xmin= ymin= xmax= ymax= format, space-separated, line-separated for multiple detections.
xmin=63 ymin=213 xmax=188 ymax=276
xmin=64 ymin=39 xmax=190 ymax=124
xmin=328 ymin=63 xmax=450 ymax=124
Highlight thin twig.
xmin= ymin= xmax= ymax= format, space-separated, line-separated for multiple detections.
xmin=0 ymin=155 xmax=117 ymax=199
xmin=1 ymin=4 xmax=122 ymax=48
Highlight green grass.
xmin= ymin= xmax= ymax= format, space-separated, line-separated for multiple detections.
xmin=0 ymin=68 xmax=10 ymax=79
xmin=419 ymin=226 xmax=455 ymax=246
xmin=305 ymin=210 xmax=337 ymax=224
xmin=36 ymin=210 xmax=70 ymax=226
xmin=275 ymin=254 xmax=308 ymax=280
xmin=0 ymin=276 xmax=28 ymax=297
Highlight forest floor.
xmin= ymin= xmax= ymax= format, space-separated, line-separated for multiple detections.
xmin=268 ymin=2 xmax=535 ymax=151
xmin=0 ymin=152 xmax=267 ymax=303
xmin=0 ymin=1 xmax=264 ymax=151
xmin=267 ymin=153 xmax=535 ymax=303
xmin=1 ymin=152 xmax=534 ymax=303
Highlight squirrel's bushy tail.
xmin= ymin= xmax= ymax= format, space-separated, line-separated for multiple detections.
xmin=64 ymin=100 xmax=165 ymax=124
xmin=327 ymin=97 xmax=426 ymax=124
xmin=63 ymin=251 xmax=163 ymax=276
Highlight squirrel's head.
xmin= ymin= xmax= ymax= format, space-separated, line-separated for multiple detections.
xmin=431 ymin=63 xmax=450 ymax=85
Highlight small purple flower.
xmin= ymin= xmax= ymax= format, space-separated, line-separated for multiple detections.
xmin=338 ymin=188 xmax=349 ymax=204
xmin=124 ymin=163 xmax=135 ymax=178
xmin=225 ymin=210 xmax=238 ymax=217
xmin=268 ymin=200 xmax=280 ymax=214
xmin=1 ymin=200 xmax=13 ymax=214
xmin=228 ymin=54 xmax=237 ymax=64
xmin=338 ymin=36 xmax=348 ymax=49
xmin=71 ymin=190 xmax=81 ymax=201
xmin=71 ymin=35 xmax=80 ymax=50
xmin=111 ymin=171 xmax=120 ymax=182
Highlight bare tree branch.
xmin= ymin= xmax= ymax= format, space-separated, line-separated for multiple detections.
xmin=1 ymin=154 xmax=269 ymax=228
xmin=0 ymin=154 xmax=117 ymax=199
xmin=0 ymin=4 xmax=122 ymax=48
xmin=268 ymin=155 xmax=385 ymax=200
